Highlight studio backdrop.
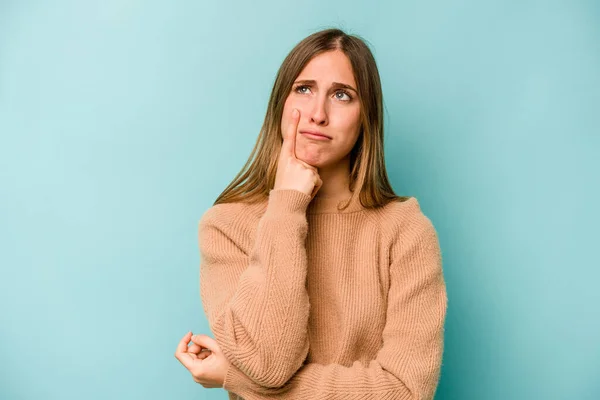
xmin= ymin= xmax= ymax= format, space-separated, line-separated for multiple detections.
xmin=0 ymin=1 xmax=598 ymax=399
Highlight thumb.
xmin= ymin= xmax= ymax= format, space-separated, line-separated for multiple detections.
xmin=281 ymin=108 xmax=300 ymax=159
xmin=191 ymin=334 xmax=220 ymax=353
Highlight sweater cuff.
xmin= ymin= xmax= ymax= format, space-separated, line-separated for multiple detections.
xmin=266 ymin=189 xmax=312 ymax=215
xmin=223 ymin=362 xmax=252 ymax=397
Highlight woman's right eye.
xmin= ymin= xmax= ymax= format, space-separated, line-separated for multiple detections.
xmin=295 ymin=85 xmax=311 ymax=94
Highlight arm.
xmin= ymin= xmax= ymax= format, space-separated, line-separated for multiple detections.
xmin=221 ymin=213 xmax=448 ymax=400
xmin=199 ymin=189 xmax=313 ymax=388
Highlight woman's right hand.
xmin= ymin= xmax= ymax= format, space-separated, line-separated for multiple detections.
xmin=273 ymin=108 xmax=323 ymax=199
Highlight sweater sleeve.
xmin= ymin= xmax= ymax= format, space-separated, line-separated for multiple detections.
xmin=199 ymin=189 xmax=313 ymax=388
xmin=221 ymin=212 xmax=448 ymax=400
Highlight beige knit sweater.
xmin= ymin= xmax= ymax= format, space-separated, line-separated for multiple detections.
xmin=198 ymin=188 xmax=448 ymax=400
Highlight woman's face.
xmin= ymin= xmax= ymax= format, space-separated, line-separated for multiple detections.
xmin=280 ymin=49 xmax=362 ymax=169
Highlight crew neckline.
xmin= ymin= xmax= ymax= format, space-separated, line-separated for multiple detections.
xmin=307 ymin=191 xmax=365 ymax=214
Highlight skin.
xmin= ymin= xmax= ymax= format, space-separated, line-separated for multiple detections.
xmin=174 ymin=332 xmax=230 ymax=388
xmin=280 ymin=49 xmax=362 ymax=200
xmin=175 ymin=49 xmax=363 ymax=388
xmin=274 ymin=107 xmax=324 ymax=199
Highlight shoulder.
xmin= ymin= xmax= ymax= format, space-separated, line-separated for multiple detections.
xmin=378 ymin=196 xmax=434 ymax=231
xmin=198 ymin=199 xmax=266 ymax=236
xmin=377 ymin=198 xmax=443 ymax=274
xmin=197 ymin=200 xmax=266 ymax=258
xmin=377 ymin=196 xmax=439 ymax=246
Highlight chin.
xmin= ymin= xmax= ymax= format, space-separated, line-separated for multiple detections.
xmin=297 ymin=154 xmax=325 ymax=168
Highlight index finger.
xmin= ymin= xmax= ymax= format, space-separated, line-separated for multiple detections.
xmin=281 ymin=108 xmax=300 ymax=159
xmin=175 ymin=331 xmax=193 ymax=355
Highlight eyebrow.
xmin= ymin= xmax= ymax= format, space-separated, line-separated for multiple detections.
xmin=293 ymin=79 xmax=358 ymax=94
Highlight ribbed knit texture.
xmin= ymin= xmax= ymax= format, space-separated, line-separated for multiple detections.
xmin=198 ymin=189 xmax=448 ymax=400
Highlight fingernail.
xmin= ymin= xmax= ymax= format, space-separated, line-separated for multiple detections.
xmin=292 ymin=109 xmax=298 ymax=117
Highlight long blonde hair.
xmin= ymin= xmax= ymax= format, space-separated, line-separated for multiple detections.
xmin=213 ymin=28 xmax=409 ymax=210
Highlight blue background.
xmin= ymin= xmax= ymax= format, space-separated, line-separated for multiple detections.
xmin=1 ymin=1 xmax=598 ymax=399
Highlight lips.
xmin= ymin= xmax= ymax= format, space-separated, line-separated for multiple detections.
xmin=300 ymin=130 xmax=331 ymax=139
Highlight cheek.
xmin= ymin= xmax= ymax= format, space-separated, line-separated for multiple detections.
xmin=281 ymin=97 xmax=296 ymax=133
xmin=333 ymin=107 xmax=361 ymax=134
xmin=281 ymin=97 xmax=310 ymax=137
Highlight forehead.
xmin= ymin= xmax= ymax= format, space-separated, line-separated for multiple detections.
xmin=295 ymin=50 xmax=356 ymax=87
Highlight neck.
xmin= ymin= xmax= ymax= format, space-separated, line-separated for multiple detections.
xmin=312 ymin=156 xmax=352 ymax=200
xmin=307 ymin=192 xmax=363 ymax=214
xmin=305 ymin=157 xmax=363 ymax=214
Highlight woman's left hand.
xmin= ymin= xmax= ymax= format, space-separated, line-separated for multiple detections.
xmin=174 ymin=331 xmax=231 ymax=388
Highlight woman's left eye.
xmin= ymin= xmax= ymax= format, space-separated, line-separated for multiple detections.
xmin=335 ymin=90 xmax=352 ymax=101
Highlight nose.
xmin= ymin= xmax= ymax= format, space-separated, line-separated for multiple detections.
xmin=309 ymin=93 xmax=328 ymax=126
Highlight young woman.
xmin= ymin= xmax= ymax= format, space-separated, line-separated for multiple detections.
xmin=175 ymin=28 xmax=448 ymax=400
